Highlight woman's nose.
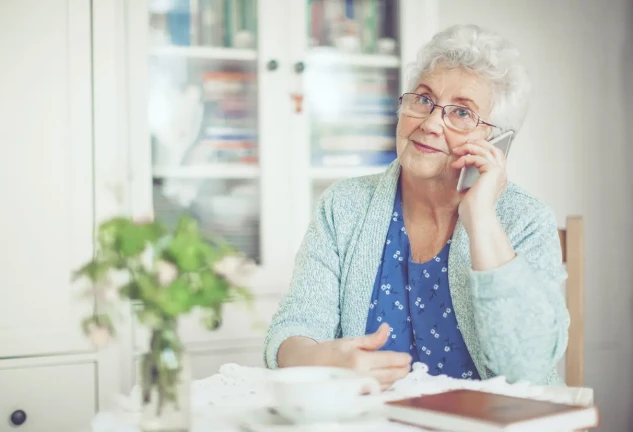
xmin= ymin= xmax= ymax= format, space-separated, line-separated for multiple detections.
xmin=419 ymin=107 xmax=444 ymax=135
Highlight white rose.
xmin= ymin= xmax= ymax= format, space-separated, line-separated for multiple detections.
xmin=140 ymin=245 xmax=155 ymax=272
xmin=156 ymin=260 xmax=178 ymax=286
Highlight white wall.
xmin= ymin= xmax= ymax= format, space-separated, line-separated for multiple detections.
xmin=433 ymin=1 xmax=633 ymax=430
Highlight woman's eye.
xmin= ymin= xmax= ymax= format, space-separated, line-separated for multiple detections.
xmin=455 ymin=108 xmax=471 ymax=118
xmin=419 ymin=95 xmax=432 ymax=105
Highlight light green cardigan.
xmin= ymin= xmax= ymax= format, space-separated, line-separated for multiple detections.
xmin=264 ymin=159 xmax=569 ymax=385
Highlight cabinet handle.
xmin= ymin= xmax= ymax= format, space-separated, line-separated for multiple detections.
xmin=10 ymin=409 xmax=27 ymax=426
xmin=266 ymin=60 xmax=278 ymax=71
xmin=294 ymin=61 xmax=305 ymax=74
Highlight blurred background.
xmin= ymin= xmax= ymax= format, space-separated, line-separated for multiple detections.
xmin=1 ymin=0 xmax=632 ymax=431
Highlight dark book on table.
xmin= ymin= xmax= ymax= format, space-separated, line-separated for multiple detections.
xmin=385 ymin=389 xmax=599 ymax=431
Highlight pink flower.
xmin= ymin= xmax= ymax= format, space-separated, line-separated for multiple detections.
xmin=88 ymin=324 xmax=111 ymax=348
xmin=156 ymin=260 xmax=178 ymax=286
xmin=95 ymin=282 xmax=119 ymax=303
xmin=213 ymin=256 xmax=257 ymax=287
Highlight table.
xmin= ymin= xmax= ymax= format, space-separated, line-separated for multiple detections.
xmin=91 ymin=362 xmax=594 ymax=432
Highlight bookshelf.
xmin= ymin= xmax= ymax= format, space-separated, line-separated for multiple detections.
xmin=126 ymin=0 xmax=436 ymax=381
xmin=310 ymin=165 xmax=388 ymax=180
xmin=150 ymin=45 xmax=258 ymax=61
xmin=152 ymin=164 xmax=259 ymax=179
xmin=306 ymin=49 xmax=401 ymax=68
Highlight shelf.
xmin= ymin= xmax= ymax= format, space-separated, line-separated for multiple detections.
xmin=150 ymin=45 xmax=257 ymax=62
xmin=306 ymin=49 xmax=400 ymax=69
xmin=310 ymin=165 xmax=389 ymax=180
xmin=153 ymin=164 xmax=259 ymax=179
xmin=314 ymin=116 xmax=398 ymax=126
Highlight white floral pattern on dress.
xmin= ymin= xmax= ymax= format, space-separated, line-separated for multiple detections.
xmin=365 ymin=178 xmax=480 ymax=380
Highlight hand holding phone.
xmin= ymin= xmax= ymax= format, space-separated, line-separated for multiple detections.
xmin=455 ymin=130 xmax=515 ymax=192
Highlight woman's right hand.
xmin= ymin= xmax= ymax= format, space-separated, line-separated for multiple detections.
xmin=278 ymin=323 xmax=412 ymax=391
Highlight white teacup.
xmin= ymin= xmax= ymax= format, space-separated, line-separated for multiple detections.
xmin=268 ymin=366 xmax=382 ymax=424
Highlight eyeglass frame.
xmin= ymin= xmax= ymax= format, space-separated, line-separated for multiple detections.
xmin=398 ymin=92 xmax=498 ymax=131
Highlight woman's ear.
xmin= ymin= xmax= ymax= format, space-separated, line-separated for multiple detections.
xmin=481 ymin=125 xmax=493 ymax=141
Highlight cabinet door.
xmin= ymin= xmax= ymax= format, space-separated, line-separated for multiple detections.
xmin=0 ymin=0 xmax=94 ymax=357
xmin=128 ymin=0 xmax=293 ymax=297
xmin=0 ymin=362 xmax=96 ymax=432
xmin=287 ymin=0 xmax=430 ymax=251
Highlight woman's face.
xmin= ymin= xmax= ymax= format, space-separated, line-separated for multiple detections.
xmin=396 ymin=66 xmax=494 ymax=181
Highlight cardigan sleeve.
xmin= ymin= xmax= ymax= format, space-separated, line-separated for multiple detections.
xmin=263 ymin=189 xmax=343 ymax=369
xmin=469 ymin=205 xmax=570 ymax=384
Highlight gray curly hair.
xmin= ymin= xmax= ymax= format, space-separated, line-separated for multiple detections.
xmin=406 ymin=24 xmax=531 ymax=136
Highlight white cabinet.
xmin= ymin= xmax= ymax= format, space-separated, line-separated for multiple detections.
xmin=0 ymin=0 xmax=94 ymax=357
xmin=0 ymin=361 xmax=96 ymax=431
xmin=0 ymin=1 xmax=99 ymax=430
xmin=123 ymin=0 xmax=436 ymax=382
xmin=0 ymin=0 xmax=440 ymax=426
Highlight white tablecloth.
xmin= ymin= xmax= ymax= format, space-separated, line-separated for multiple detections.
xmin=91 ymin=362 xmax=594 ymax=432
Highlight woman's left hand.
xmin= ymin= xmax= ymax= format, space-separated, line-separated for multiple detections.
xmin=451 ymin=139 xmax=508 ymax=229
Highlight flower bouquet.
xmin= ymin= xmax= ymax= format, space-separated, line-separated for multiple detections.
xmin=72 ymin=213 xmax=255 ymax=431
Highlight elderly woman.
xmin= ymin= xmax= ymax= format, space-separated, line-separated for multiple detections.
xmin=264 ymin=24 xmax=569 ymax=389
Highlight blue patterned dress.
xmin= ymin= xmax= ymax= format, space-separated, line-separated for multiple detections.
xmin=365 ymin=180 xmax=480 ymax=380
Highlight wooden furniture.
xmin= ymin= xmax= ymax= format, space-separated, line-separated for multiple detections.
xmin=559 ymin=216 xmax=585 ymax=387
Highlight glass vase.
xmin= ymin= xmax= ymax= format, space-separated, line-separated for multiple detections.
xmin=138 ymin=323 xmax=191 ymax=432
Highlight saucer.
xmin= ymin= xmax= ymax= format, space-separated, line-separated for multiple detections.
xmin=238 ymin=407 xmax=390 ymax=432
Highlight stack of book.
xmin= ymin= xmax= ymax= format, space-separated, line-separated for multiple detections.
xmin=385 ymin=389 xmax=600 ymax=431
xmin=311 ymin=68 xmax=399 ymax=167
xmin=307 ymin=0 xmax=398 ymax=53
xmin=149 ymin=0 xmax=258 ymax=48
xmin=184 ymin=71 xmax=258 ymax=166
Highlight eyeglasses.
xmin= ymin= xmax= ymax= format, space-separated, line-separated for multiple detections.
xmin=398 ymin=93 xmax=497 ymax=132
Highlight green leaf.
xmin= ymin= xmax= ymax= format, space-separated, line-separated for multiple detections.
xmin=136 ymin=271 xmax=159 ymax=301
xmin=119 ymin=281 xmax=141 ymax=300
xmin=165 ymin=233 xmax=203 ymax=272
xmin=174 ymin=213 xmax=199 ymax=237
xmin=136 ymin=308 xmax=164 ymax=329
xmin=191 ymin=271 xmax=230 ymax=307
xmin=202 ymin=305 xmax=223 ymax=330
xmin=158 ymin=278 xmax=194 ymax=317
xmin=95 ymin=217 xmax=167 ymax=259
xmin=117 ymin=222 xmax=150 ymax=257
xmin=72 ymin=260 xmax=106 ymax=283
xmin=97 ymin=217 xmax=128 ymax=249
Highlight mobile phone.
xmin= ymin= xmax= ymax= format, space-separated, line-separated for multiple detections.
xmin=456 ymin=130 xmax=515 ymax=192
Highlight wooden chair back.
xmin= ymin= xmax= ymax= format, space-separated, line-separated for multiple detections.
xmin=558 ymin=216 xmax=585 ymax=387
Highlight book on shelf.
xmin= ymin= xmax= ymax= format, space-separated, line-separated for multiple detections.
xmin=307 ymin=0 xmax=398 ymax=54
xmin=151 ymin=0 xmax=257 ymax=48
xmin=310 ymin=68 xmax=398 ymax=163
xmin=385 ymin=389 xmax=599 ymax=432
xmin=192 ymin=71 xmax=258 ymax=165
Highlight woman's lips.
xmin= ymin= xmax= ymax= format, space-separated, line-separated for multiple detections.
xmin=412 ymin=140 xmax=442 ymax=154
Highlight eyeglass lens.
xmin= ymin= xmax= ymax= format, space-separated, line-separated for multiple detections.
xmin=401 ymin=93 xmax=479 ymax=131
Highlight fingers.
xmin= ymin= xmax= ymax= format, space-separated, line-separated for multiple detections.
xmin=356 ymin=349 xmax=413 ymax=370
xmin=451 ymin=154 xmax=493 ymax=171
xmin=453 ymin=140 xmax=505 ymax=166
xmin=452 ymin=143 xmax=495 ymax=161
xmin=369 ymin=366 xmax=411 ymax=391
xmin=354 ymin=323 xmax=390 ymax=350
